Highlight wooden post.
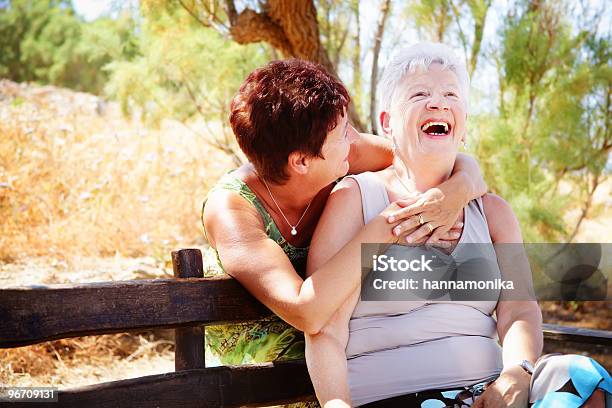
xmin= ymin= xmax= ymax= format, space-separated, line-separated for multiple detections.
xmin=172 ymin=248 xmax=205 ymax=371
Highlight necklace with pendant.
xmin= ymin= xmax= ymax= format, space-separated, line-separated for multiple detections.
xmin=260 ymin=176 xmax=313 ymax=236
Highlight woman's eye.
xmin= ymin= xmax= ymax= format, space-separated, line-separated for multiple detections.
xmin=445 ymin=92 xmax=458 ymax=97
xmin=411 ymin=92 xmax=427 ymax=98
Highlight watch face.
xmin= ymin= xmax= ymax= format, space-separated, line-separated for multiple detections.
xmin=521 ymin=360 xmax=535 ymax=374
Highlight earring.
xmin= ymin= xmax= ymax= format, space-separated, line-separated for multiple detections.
xmin=462 ymin=140 xmax=468 ymax=149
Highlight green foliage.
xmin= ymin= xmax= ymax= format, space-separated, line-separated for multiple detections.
xmin=405 ymin=0 xmax=453 ymax=42
xmin=317 ymin=0 xmax=353 ymax=68
xmin=104 ymin=4 xmax=267 ymax=127
xmin=473 ymin=0 xmax=610 ymax=241
xmin=0 ymin=0 xmax=137 ymax=94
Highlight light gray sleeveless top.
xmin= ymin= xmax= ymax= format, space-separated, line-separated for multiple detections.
xmin=345 ymin=172 xmax=503 ymax=406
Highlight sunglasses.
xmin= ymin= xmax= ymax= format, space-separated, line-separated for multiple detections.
xmin=438 ymin=378 xmax=494 ymax=408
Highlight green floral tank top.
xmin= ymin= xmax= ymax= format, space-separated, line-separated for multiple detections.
xmin=202 ymin=171 xmax=310 ymax=367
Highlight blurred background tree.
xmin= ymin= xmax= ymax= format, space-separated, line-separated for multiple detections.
xmin=0 ymin=0 xmax=137 ymax=94
xmin=477 ymin=0 xmax=610 ymax=241
xmin=0 ymin=0 xmax=610 ymax=243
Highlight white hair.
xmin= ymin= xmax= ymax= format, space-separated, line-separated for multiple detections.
xmin=377 ymin=42 xmax=470 ymax=134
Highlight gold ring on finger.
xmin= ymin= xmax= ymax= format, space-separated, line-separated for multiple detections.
xmin=426 ymin=223 xmax=433 ymax=233
xmin=418 ymin=214 xmax=424 ymax=225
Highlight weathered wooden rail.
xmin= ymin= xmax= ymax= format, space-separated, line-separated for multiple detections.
xmin=1 ymin=248 xmax=610 ymax=407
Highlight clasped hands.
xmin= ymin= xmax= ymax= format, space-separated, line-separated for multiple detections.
xmin=383 ymin=187 xmax=464 ymax=247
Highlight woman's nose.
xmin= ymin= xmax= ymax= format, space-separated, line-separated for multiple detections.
xmin=426 ymin=94 xmax=449 ymax=111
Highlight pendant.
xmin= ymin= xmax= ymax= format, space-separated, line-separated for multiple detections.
xmin=291 ymin=227 xmax=297 ymax=236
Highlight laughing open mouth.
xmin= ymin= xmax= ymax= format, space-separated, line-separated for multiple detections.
xmin=420 ymin=121 xmax=451 ymax=136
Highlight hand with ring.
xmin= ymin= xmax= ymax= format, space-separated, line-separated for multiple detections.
xmin=386 ymin=187 xmax=465 ymax=247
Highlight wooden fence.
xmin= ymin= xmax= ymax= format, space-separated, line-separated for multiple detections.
xmin=1 ymin=249 xmax=610 ymax=407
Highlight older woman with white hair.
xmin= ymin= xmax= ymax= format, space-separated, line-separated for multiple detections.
xmin=304 ymin=43 xmax=611 ymax=408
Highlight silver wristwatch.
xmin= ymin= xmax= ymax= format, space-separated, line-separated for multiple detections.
xmin=519 ymin=360 xmax=535 ymax=375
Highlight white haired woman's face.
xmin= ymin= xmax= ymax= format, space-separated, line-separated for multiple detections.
xmin=385 ymin=63 xmax=467 ymax=162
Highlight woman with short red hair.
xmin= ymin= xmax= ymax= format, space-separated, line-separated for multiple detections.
xmin=202 ymin=59 xmax=486 ymax=368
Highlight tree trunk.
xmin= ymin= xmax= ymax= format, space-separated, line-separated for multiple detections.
xmin=221 ymin=0 xmax=366 ymax=130
xmin=369 ymin=0 xmax=391 ymax=134
xmin=468 ymin=0 xmax=492 ymax=77
xmin=436 ymin=0 xmax=449 ymax=42
xmin=350 ymin=0 xmax=363 ymax=120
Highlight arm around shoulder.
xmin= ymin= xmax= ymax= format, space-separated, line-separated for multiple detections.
xmin=204 ymin=180 xmax=392 ymax=336
xmin=455 ymin=153 xmax=488 ymax=198
xmin=347 ymin=132 xmax=393 ymax=175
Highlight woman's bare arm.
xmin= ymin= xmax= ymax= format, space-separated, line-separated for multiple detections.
xmin=473 ymin=193 xmax=542 ymax=408
xmin=483 ymin=194 xmax=542 ymax=366
xmin=347 ymin=126 xmax=486 ymax=244
xmin=203 ymin=184 xmax=402 ymax=335
xmin=348 ymin=131 xmax=487 ymax=206
xmin=305 ymin=290 xmax=358 ymax=408
xmin=347 ymin=131 xmax=393 ymax=174
xmin=304 ymin=178 xmax=367 ymax=407
xmin=455 ymin=152 xmax=488 ymax=197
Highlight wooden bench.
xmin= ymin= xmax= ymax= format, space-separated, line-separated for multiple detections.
xmin=1 ymin=248 xmax=610 ymax=407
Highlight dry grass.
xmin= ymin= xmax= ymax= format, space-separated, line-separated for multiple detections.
xmin=0 ymin=79 xmax=235 ymax=388
xmin=0 ymin=79 xmax=234 ymax=263
xmin=1 ymin=332 xmax=175 ymax=387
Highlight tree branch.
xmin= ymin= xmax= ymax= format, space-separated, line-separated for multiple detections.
xmin=369 ymin=0 xmax=391 ymax=133
xmin=224 ymin=0 xmax=237 ymax=25
xmin=227 ymin=6 xmax=294 ymax=57
xmin=468 ymin=0 xmax=492 ymax=77
xmin=186 ymin=0 xmax=366 ymax=130
xmin=178 ymin=0 xmax=212 ymax=28
xmin=449 ymin=0 xmax=469 ymax=65
xmin=567 ymin=172 xmax=601 ymax=243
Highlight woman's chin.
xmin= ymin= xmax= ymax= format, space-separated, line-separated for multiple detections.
xmin=418 ymin=132 xmax=459 ymax=150
xmin=417 ymin=143 xmax=459 ymax=161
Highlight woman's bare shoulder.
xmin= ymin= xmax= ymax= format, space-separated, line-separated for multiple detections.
xmin=482 ymin=193 xmax=512 ymax=214
xmin=323 ymin=176 xmax=363 ymax=223
xmin=333 ymin=168 xmax=391 ymax=195
xmin=332 ymin=174 xmax=360 ymax=192
xmin=203 ymin=187 xmax=264 ymax=248
xmin=482 ymin=193 xmax=522 ymax=243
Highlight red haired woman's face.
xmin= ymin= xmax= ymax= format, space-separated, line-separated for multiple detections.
xmin=230 ymin=59 xmax=351 ymax=184
xmin=309 ymin=111 xmax=358 ymax=185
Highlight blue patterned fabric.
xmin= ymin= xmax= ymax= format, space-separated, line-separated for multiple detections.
xmin=361 ymin=355 xmax=611 ymax=408
xmin=531 ymin=355 xmax=611 ymax=408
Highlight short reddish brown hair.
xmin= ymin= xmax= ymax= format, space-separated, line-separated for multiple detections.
xmin=230 ymin=59 xmax=350 ymax=184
